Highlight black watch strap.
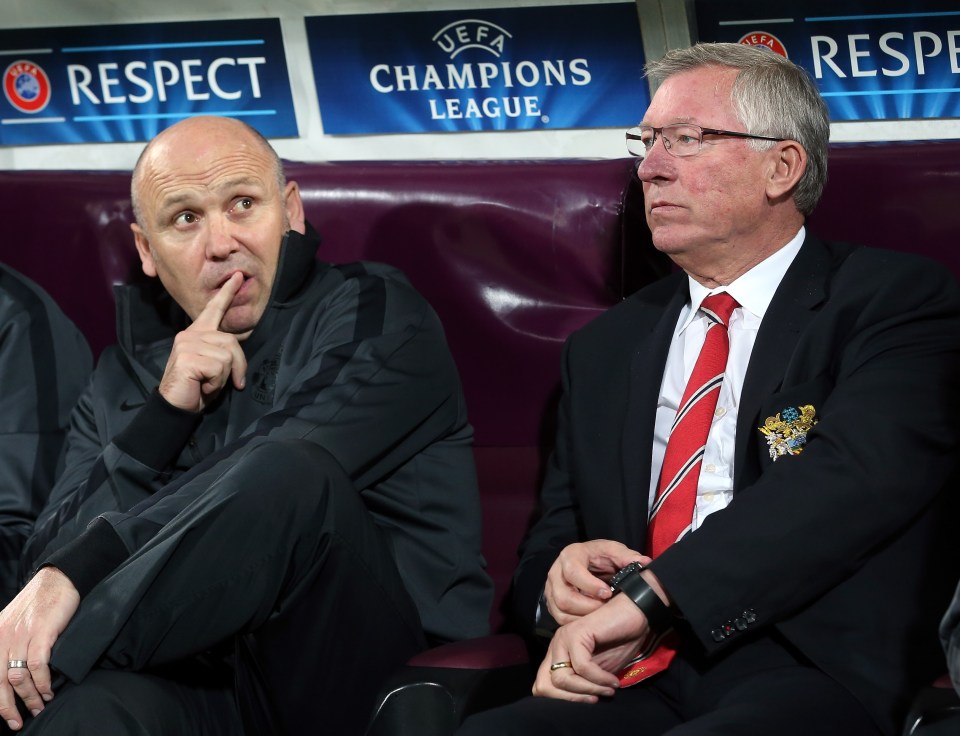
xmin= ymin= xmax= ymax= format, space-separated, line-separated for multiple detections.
xmin=610 ymin=563 xmax=673 ymax=634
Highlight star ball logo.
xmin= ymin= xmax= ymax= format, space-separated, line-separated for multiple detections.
xmin=4 ymin=60 xmax=52 ymax=113
xmin=738 ymin=32 xmax=789 ymax=59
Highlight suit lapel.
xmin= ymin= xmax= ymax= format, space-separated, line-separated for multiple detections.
xmin=734 ymin=235 xmax=833 ymax=488
xmin=620 ymin=276 xmax=687 ymax=548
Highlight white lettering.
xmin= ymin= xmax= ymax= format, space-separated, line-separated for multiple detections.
xmin=446 ymin=98 xmax=463 ymax=118
xmin=67 ymin=65 xmax=98 ymax=105
xmin=879 ymin=33 xmax=910 ymax=77
xmin=430 ymin=95 xmax=542 ymax=120
xmin=374 ymin=59 xmax=594 ymax=93
xmin=950 ymin=31 xmax=960 ymax=73
xmin=208 ymin=58 xmax=240 ymax=100
xmin=914 ymin=31 xmax=942 ymax=76
xmin=848 ymin=34 xmax=877 ymax=77
xmin=436 ymin=34 xmax=455 ymax=55
xmin=394 ymin=65 xmax=418 ymax=92
xmin=64 ymin=57 xmax=266 ymax=107
xmin=515 ymin=61 xmax=540 ymax=87
xmin=569 ymin=58 xmax=591 ymax=85
xmin=153 ymin=60 xmax=180 ymax=103
xmin=125 ymin=61 xmax=153 ymax=103
xmin=543 ymin=60 xmax=565 ymax=86
xmin=98 ymin=62 xmax=125 ymax=103
xmin=447 ymin=64 xmax=475 ymax=89
xmin=182 ymin=59 xmax=208 ymax=101
xmin=422 ymin=65 xmax=443 ymax=91
xmin=236 ymin=58 xmax=264 ymax=98
xmin=478 ymin=63 xmax=498 ymax=88
xmin=811 ymin=36 xmax=846 ymax=78
xmin=371 ymin=64 xmax=393 ymax=93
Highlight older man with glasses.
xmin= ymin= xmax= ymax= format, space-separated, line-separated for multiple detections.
xmin=458 ymin=42 xmax=960 ymax=736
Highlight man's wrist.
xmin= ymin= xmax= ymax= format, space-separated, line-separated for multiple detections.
xmin=610 ymin=562 xmax=674 ymax=633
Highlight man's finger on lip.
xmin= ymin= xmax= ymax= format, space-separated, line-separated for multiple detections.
xmin=197 ymin=272 xmax=243 ymax=328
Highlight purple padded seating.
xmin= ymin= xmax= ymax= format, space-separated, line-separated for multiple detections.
xmin=0 ymin=142 xmax=958 ymax=734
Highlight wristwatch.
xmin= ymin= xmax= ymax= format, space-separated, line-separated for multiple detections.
xmin=609 ymin=562 xmax=674 ymax=634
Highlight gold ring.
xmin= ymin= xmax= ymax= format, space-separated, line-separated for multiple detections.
xmin=549 ymin=661 xmax=572 ymax=671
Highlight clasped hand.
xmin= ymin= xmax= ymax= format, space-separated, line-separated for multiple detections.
xmin=158 ymin=272 xmax=248 ymax=413
xmin=536 ymin=540 xmax=653 ymax=702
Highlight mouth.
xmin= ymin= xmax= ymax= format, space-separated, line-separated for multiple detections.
xmin=648 ymin=194 xmax=689 ymax=215
xmin=214 ymin=270 xmax=252 ymax=290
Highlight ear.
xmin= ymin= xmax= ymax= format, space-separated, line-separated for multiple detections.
xmin=130 ymin=222 xmax=158 ymax=278
xmin=765 ymin=140 xmax=807 ymax=202
xmin=283 ymin=181 xmax=306 ymax=235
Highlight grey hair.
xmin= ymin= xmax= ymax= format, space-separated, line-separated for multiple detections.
xmin=646 ymin=43 xmax=829 ymax=216
xmin=130 ymin=118 xmax=287 ymax=229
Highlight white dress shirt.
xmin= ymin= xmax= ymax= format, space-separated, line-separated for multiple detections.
xmin=647 ymin=228 xmax=806 ymax=531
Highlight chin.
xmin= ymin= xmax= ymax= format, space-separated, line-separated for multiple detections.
xmin=220 ymin=309 xmax=261 ymax=337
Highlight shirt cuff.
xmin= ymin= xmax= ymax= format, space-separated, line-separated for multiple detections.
xmin=40 ymin=517 xmax=129 ymax=599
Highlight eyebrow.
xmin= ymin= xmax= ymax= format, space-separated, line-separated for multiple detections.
xmin=156 ymin=176 xmax=266 ymax=214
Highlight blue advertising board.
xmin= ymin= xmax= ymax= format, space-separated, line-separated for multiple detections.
xmin=305 ymin=3 xmax=648 ymax=134
xmin=695 ymin=0 xmax=960 ymax=122
xmin=0 ymin=19 xmax=297 ymax=145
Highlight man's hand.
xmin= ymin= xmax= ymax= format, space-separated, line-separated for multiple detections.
xmin=544 ymin=540 xmax=649 ymax=625
xmin=158 ymin=272 xmax=248 ymax=412
xmin=0 ymin=568 xmax=80 ymax=730
xmin=533 ymin=594 xmax=650 ymax=702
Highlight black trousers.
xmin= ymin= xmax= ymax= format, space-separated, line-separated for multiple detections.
xmin=22 ymin=438 xmax=427 ymax=735
xmin=457 ymin=633 xmax=882 ymax=736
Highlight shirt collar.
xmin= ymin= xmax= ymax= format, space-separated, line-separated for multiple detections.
xmin=680 ymin=226 xmax=805 ymax=332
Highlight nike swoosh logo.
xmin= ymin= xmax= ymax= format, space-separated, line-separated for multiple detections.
xmin=120 ymin=399 xmax=145 ymax=411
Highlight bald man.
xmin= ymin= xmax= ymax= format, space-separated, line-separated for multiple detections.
xmin=0 ymin=116 xmax=492 ymax=735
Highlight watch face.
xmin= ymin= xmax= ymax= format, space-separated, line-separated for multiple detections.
xmin=610 ymin=561 xmax=644 ymax=591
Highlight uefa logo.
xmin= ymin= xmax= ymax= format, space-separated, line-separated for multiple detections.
xmin=4 ymin=60 xmax=52 ymax=114
xmin=433 ymin=20 xmax=512 ymax=59
xmin=738 ymin=32 xmax=788 ymax=59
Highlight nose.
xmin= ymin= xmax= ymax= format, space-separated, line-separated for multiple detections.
xmin=635 ymin=138 xmax=674 ymax=183
xmin=205 ymin=215 xmax=240 ymax=261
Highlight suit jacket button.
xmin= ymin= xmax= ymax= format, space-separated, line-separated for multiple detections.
xmin=711 ymin=628 xmax=726 ymax=642
xmin=735 ymin=618 xmax=748 ymax=631
xmin=744 ymin=609 xmax=757 ymax=624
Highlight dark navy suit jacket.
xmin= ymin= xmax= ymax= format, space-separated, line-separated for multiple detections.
xmin=514 ymin=235 xmax=960 ymax=735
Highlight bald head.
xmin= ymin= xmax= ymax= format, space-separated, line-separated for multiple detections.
xmin=131 ymin=116 xmax=285 ymax=230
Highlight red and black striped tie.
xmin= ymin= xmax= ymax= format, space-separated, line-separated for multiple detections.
xmin=619 ymin=292 xmax=739 ymax=686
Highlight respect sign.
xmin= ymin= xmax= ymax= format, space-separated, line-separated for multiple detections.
xmin=0 ymin=18 xmax=297 ymax=145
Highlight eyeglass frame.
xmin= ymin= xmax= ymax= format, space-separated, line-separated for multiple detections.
xmin=626 ymin=123 xmax=786 ymax=159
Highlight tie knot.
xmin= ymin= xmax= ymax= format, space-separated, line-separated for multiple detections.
xmin=701 ymin=292 xmax=739 ymax=327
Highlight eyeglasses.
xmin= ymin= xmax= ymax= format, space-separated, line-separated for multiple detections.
xmin=626 ymin=124 xmax=785 ymax=160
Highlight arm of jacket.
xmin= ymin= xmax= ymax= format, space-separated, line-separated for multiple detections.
xmin=0 ymin=272 xmax=91 ymax=600
xmin=649 ymin=251 xmax=960 ymax=655
xmin=38 ymin=266 xmax=475 ymax=594
xmin=21 ymin=358 xmax=202 ymax=575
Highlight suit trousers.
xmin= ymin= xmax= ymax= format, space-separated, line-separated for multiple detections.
xmin=457 ymin=633 xmax=882 ymax=736
xmin=21 ymin=438 xmax=427 ymax=735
